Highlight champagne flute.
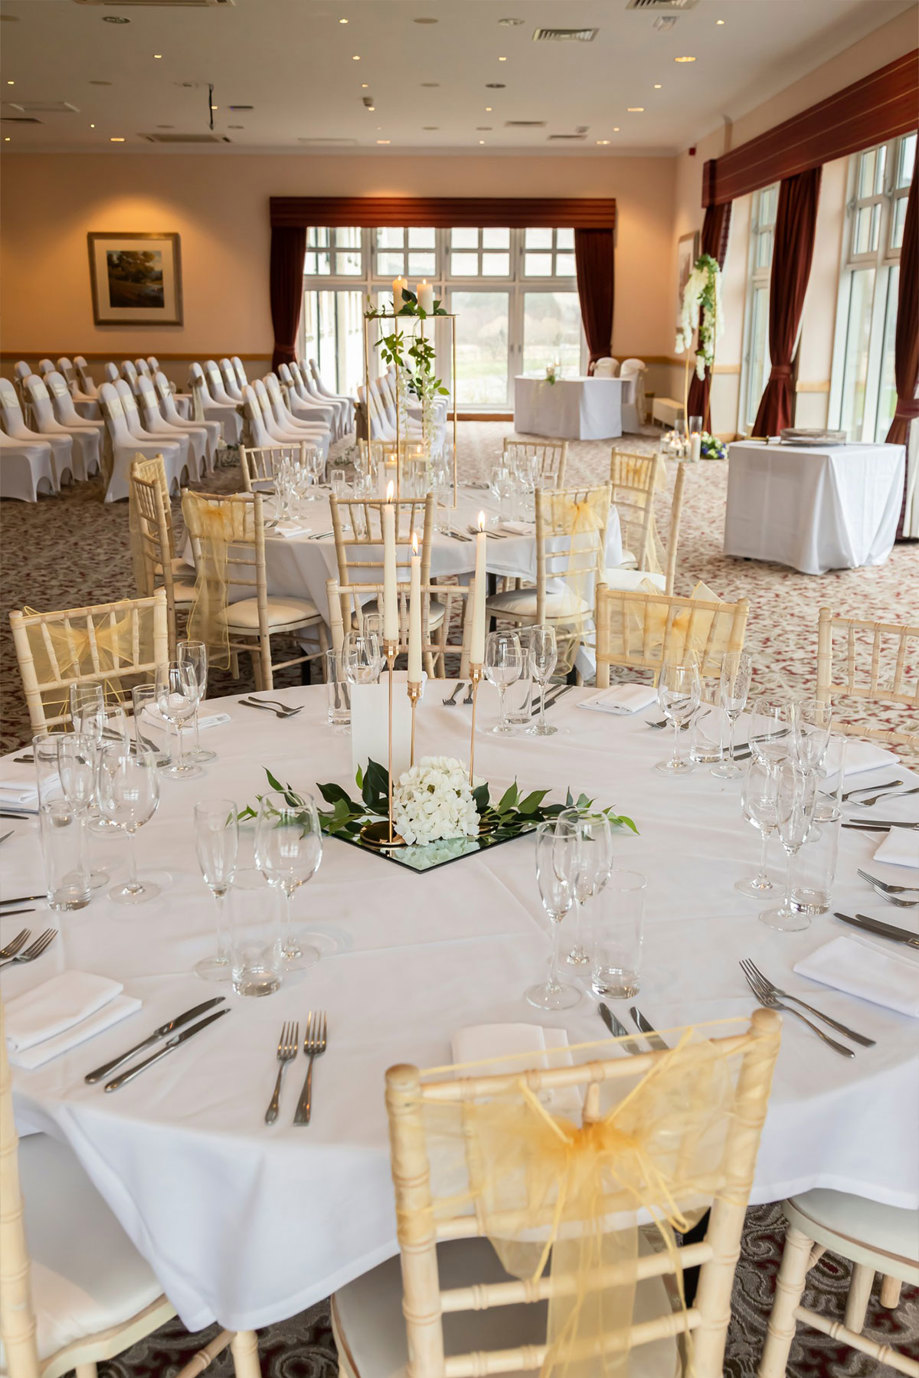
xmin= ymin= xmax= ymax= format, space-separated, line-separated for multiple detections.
xmin=343 ymin=629 xmax=383 ymax=684
xmin=155 ymin=660 xmax=203 ymax=780
xmin=655 ymin=657 xmax=701 ymax=774
xmin=711 ymin=651 xmax=752 ymax=779
xmin=791 ymin=697 xmax=833 ymax=771
xmin=56 ymin=733 xmax=108 ymax=888
xmin=96 ymin=742 xmax=160 ymax=904
xmin=747 ymin=696 xmax=794 ymax=766
xmin=484 ymin=630 xmax=522 ymax=734
xmin=759 ymin=764 xmax=818 ymax=932
xmin=178 ymin=639 xmax=216 ymax=765
xmin=526 ymin=818 xmax=580 ymax=1010
xmin=69 ymin=682 xmax=104 ymax=737
xmin=527 ymin=625 xmax=558 ymax=737
xmin=736 ymin=759 xmax=786 ymax=896
xmin=559 ymin=808 xmax=613 ymax=966
xmin=193 ymin=800 xmax=238 ymax=981
xmin=255 ymin=790 xmax=323 ymax=969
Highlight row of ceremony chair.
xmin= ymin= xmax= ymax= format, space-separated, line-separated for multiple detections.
xmin=358 ymin=364 xmax=447 ymax=446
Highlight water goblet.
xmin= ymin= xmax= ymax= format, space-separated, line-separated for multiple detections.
xmin=527 ymin=625 xmax=558 ymax=737
xmin=525 ymin=818 xmax=581 ymax=1010
xmin=759 ymin=764 xmax=818 ymax=932
xmin=711 ymin=651 xmax=752 ymax=779
xmin=56 ymin=733 xmax=108 ymax=888
xmin=155 ymin=661 xmax=203 ymax=780
xmin=735 ymin=759 xmax=785 ymax=897
xmin=254 ymin=790 xmax=323 ymax=970
xmin=484 ymin=630 xmax=523 ymax=734
xmin=96 ymin=742 xmax=160 ymax=905
xmin=655 ymin=658 xmax=701 ymax=774
xmin=193 ymin=799 xmax=238 ymax=981
xmin=178 ymin=639 xmax=217 ymax=765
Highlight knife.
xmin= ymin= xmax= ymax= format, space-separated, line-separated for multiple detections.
xmin=597 ymin=1002 xmax=644 ymax=1055
xmin=629 ymin=1006 xmax=672 ymax=1052
xmin=0 ymin=894 xmax=46 ymax=906
xmin=104 ymin=1008 xmax=230 ymax=1092
xmin=0 ymin=907 xmax=34 ymax=918
xmin=85 ymin=997 xmax=227 ymax=1083
xmin=833 ymin=910 xmax=919 ymax=949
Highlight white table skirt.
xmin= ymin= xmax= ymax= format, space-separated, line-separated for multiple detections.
xmin=514 ymin=376 xmax=624 ymax=441
xmin=724 ymin=440 xmax=906 ymax=575
xmin=3 ymin=688 xmax=917 ymax=1332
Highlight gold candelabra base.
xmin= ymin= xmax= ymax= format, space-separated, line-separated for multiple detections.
xmin=468 ymin=663 xmax=483 ymax=784
xmin=407 ymin=680 xmax=422 ymax=767
xmin=383 ymin=640 xmax=398 ymax=844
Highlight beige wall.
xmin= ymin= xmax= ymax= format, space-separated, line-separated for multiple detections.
xmin=0 ymin=150 xmax=675 ymax=388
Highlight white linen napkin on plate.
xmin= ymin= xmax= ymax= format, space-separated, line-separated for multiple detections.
xmin=874 ymin=830 xmax=919 ymax=869
xmin=822 ymin=739 xmax=900 ymax=789
xmin=452 ymin=1022 xmax=581 ymax=1115
xmin=11 ymin=995 xmax=142 ymax=1070
xmin=578 ymin=685 xmax=657 ymax=716
xmin=5 ymin=972 xmax=134 ymax=1052
xmin=794 ymin=936 xmax=919 ymax=1018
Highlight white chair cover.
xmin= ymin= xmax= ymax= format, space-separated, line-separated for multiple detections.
xmin=231 ymin=356 xmax=247 ymax=392
xmin=104 ymin=363 xmax=120 ymax=384
xmin=98 ymin=381 xmax=185 ymax=503
xmin=73 ymin=356 xmax=100 ymax=397
xmin=147 ymin=356 xmax=160 ymax=372
xmin=592 ymin=357 xmax=618 ymax=378
xmin=288 ymin=361 xmax=341 ymax=435
xmin=122 ymin=360 xmax=139 ymax=389
xmin=23 ymin=374 xmax=101 ymax=481
xmin=114 ymin=378 xmax=192 ymax=475
xmin=219 ymin=358 xmax=243 ymax=402
xmin=38 ymin=359 xmax=55 ymax=378
xmin=13 ymin=361 xmax=32 ymax=415
xmin=241 ymin=384 xmax=275 ymax=450
xmin=308 ymin=358 xmax=354 ymax=436
xmin=263 ymin=371 xmax=332 ymax=438
xmin=253 ymin=378 xmax=329 ymax=457
xmin=45 ymin=373 xmax=107 ymax=467
xmin=188 ymin=363 xmax=242 ymax=444
xmin=0 ymin=426 xmax=57 ymax=501
xmin=135 ymin=375 xmax=206 ymax=479
xmin=154 ymin=371 xmax=219 ymax=468
xmin=135 ymin=359 xmax=151 ymax=377
xmin=0 ymin=377 xmax=70 ymax=487
xmin=204 ymin=360 xmax=239 ymax=408
xmin=58 ymin=355 xmax=102 ymax=418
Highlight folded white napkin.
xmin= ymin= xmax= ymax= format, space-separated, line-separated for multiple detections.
xmin=578 ymin=685 xmax=658 ymax=716
xmin=823 ymin=739 xmax=900 ymax=789
xmin=0 ymin=780 xmax=40 ymax=804
xmin=874 ymin=829 xmax=919 ymax=870
xmin=794 ymin=936 xmax=919 ymax=1019
xmin=5 ymin=972 xmax=133 ymax=1052
xmin=452 ymin=1023 xmax=580 ymax=1115
xmin=197 ymin=713 xmax=231 ymax=731
xmin=12 ymin=995 xmax=142 ymax=1070
xmin=274 ymin=521 xmax=311 ymax=539
xmin=501 ymin=520 xmax=533 ymax=535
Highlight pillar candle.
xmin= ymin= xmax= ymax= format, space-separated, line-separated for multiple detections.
xmin=383 ymin=484 xmax=398 ymax=644
xmin=417 ymin=279 xmax=434 ymax=313
xmin=392 ymin=276 xmax=407 ymax=313
xmin=408 ymin=531 xmax=422 ymax=682
xmin=470 ymin=512 xmax=487 ymax=664
xmin=690 ymin=431 xmax=702 ymax=463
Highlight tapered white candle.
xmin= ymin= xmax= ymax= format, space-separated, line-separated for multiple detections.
xmin=470 ymin=511 xmax=487 ymax=664
xmin=383 ymin=481 xmax=398 ymax=644
xmin=408 ymin=530 xmax=422 ymax=681
xmin=392 ymin=276 xmax=407 ymax=313
xmin=417 ymin=279 xmax=434 ymax=313
xmin=690 ymin=431 xmax=702 ymax=463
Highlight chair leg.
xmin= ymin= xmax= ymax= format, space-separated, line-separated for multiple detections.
xmin=845 ymin=1262 xmax=875 ymax=1333
xmin=261 ymin=637 xmax=273 ymax=692
xmin=75 ymin=1365 xmax=98 ymax=1378
xmin=757 ymin=1224 xmax=816 ymax=1378
xmin=230 ymin=1328 xmax=261 ymax=1377
xmin=881 ymin=1274 xmax=903 ymax=1309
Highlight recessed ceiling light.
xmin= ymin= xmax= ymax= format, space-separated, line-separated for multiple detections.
xmin=102 ymin=14 xmax=130 ymax=22
xmin=339 ymin=16 xmax=349 ymax=22
xmin=485 ymin=106 xmax=492 ymax=111
xmin=498 ymin=16 xmax=525 ymax=25
xmin=613 ymin=126 xmax=620 ymax=132
xmin=352 ymin=54 xmax=360 ymax=60
xmin=154 ymin=54 xmax=163 ymax=60
xmin=376 ymin=139 xmax=390 ymax=144
xmin=653 ymin=83 xmax=662 ymax=89
xmin=6 ymin=80 xmax=13 ymax=86
xmin=361 ymin=83 xmax=369 ymax=88
xmin=596 ymin=140 xmax=610 ymax=146
xmin=716 ymin=18 xmax=725 ymax=24
xmin=478 ymin=140 xmax=485 ymax=145
xmin=498 ymin=56 xmax=508 ymax=62
xmin=674 ymin=55 xmax=696 ymax=63
xmin=4 ymin=136 xmax=10 ymax=142
xmin=627 ymin=107 xmax=644 ymax=113
xmin=110 ymin=136 xmax=125 ymax=142
xmin=485 ymin=82 xmax=506 ymax=89
xmin=90 ymin=123 xmax=95 ymax=128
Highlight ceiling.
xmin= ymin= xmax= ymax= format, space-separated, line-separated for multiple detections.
xmin=0 ymin=0 xmax=913 ymax=154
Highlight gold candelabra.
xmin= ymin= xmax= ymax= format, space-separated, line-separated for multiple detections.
xmin=407 ymin=680 xmax=422 ymax=768
xmin=467 ymin=663 xmax=483 ymax=784
xmin=384 ymin=639 xmax=398 ymax=844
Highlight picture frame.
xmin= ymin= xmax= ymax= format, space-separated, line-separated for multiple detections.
xmin=87 ymin=232 xmax=183 ymax=326
xmin=676 ymin=229 xmax=700 ymax=328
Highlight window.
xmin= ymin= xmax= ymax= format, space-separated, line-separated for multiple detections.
xmin=830 ymin=131 xmax=915 ymax=442
xmin=301 ymin=226 xmax=587 ymax=408
xmin=739 ymin=184 xmax=778 ymax=431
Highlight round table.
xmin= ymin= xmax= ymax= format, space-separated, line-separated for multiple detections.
xmin=2 ymin=686 xmax=916 ymax=1332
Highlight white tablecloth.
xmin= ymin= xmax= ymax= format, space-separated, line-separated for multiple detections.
xmin=2 ymin=690 xmax=917 ymax=1330
xmin=724 ymin=440 xmax=906 ymax=575
xmin=514 ymin=376 xmax=624 ymax=441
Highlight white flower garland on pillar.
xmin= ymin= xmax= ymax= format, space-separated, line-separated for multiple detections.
xmin=675 ymin=253 xmax=724 ymax=427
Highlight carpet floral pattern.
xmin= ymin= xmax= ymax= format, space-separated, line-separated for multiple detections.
xmin=1 ymin=425 xmax=917 ymax=1375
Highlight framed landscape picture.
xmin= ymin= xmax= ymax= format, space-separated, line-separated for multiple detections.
xmin=88 ymin=232 xmax=183 ymax=326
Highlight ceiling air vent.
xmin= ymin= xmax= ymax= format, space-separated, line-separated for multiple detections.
xmin=1 ymin=116 xmax=43 ymax=124
xmin=625 ymin=0 xmax=698 ymax=10
xmin=533 ymin=27 xmax=598 ymax=42
xmin=505 ymin=120 xmax=546 ymax=128
xmin=548 ymin=132 xmax=588 ymax=141
xmin=142 ymin=132 xmax=231 ymax=142
xmin=4 ymin=101 xmax=79 ymax=114
xmin=74 ymin=0 xmax=233 ymax=8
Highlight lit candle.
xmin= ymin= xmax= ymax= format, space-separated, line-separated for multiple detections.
xmin=470 ymin=511 xmax=487 ymax=665
xmin=392 ymin=276 xmax=407 ymax=313
xmin=417 ymin=279 xmax=434 ymax=313
xmin=408 ymin=530 xmax=422 ymax=682
xmin=383 ymin=481 xmax=398 ymax=645
xmin=690 ymin=431 xmax=702 ymax=463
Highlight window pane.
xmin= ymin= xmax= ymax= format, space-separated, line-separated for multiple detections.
xmin=525 ymin=228 xmax=552 ymax=249
xmin=336 ymin=251 xmax=362 ymax=275
xmin=450 ymin=227 xmax=477 ymax=249
xmin=307 ymin=252 xmax=331 ymax=276
xmin=854 ymin=206 xmax=873 ymax=255
xmin=875 ymin=266 xmax=899 ymax=442
xmin=556 ymin=228 xmax=574 ymax=250
xmin=451 ymin=252 xmax=480 ymax=275
xmin=760 ymin=185 xmax=777 ymax=225
xmin=858 ymin=149 xmax=876 ymax=199
xmin=450 ymin=290 xmax=509 ymax=408
xmin=555 ymin=253 xmax=576 ymax=277
xmin=890 ymin=194 xmax=907 ymax=252
xmin=408 ymin=252 xmax=436 ymax=276
xmin=307 ymin=227 xmax=330 ymax=249
xmin=840 ymin=267 xmax=876 ymax=440
xmin=897 ymin=132 xmax=917 ymax=187
xmin=869 ymin=203 xmax=881 ymax=253
xmin=875 ymin=143 xmax=888 ymax=194
xmin=482 ymin=227 xmax=509 ymax=249
xmin=482 ymin=252 xmax=510 ymax=275
xmin=337 ymin=227 xmax=361 ymax=249
xmin=746 ymin=285 xmax=770 ymax=428
xmin=376 ymin=227 xmax=404 ymax=249
xmin=408 ymin=227 xmax=435 ymax=248
xmin=376 ymin=251 xmax=405 ymax=277
xmin=522 ymin=291 xmax=582 ymax=377
xmin=755 ymin=228 xmax=773 ymax=270
xmin=524 ymin=252 xmax=553 ymax=277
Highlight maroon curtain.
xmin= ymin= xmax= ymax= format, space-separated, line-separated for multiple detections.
xmin=574 ymin=228 xmax=615 ymax=366
xmin=270 ymin=225 xmax=306 ymax=372
xmin=887 ymin=150 xmax=918 ymax=539
xmin=687 ymin=201 xmax=733 ymax=430
xmin=752 ymin=167 xmax=822 ymax=436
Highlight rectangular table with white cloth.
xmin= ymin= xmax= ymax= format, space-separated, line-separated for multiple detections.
xmin=2 ymin=688 xmax=917 ymax=1333
xmin=514 ymin=375 xmax=624 ymax=440
xmin=724 ymin=439 xmax=906 ymax=575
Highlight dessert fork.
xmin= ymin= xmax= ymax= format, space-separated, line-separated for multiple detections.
xmin=739 ymin=959 xmax=875 ymax=1046
xmin=739 ymin=964 xmax=855 ymax=1057
xmin=293 ymin=1010 xmax=328 ymax=1125
xmin=265 ymin=1020 xmax=299 ymax=1124
xmin=0 ymin=929 xmax=57 ymax=970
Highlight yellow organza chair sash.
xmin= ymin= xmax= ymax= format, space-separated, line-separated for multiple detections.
xmin=182 ymin=491 xmax=236 ymax=669
xmin=424 ymin=1025 xmax=767 ymax=1377
xmin=20 ymin=605 xmax=154 ymax=722
xmin=601 ymin=580 xmax=731 ymax=672
xmin=541 ymin=486 xmax=609 ymax=674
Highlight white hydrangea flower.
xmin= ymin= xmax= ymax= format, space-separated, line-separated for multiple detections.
xmin=392 ymin=755 xmax=482 ymax=846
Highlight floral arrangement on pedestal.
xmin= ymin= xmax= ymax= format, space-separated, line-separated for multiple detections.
xmin=699 ymin=431 xmax=727 ymax=461
xmin=365 ymin=292 xmax=450 ymax=466
xmin=675 ymin=252 xmax=723 ymax=427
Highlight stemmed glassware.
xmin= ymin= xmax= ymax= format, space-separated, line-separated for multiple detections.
xmin=193 ymin=800 xmax=238 ymax=981
xmin=525 ymin=818 xmax=581 ymax=1010
xmin=343 ymin=629 xmax=383 ymax=685
xmin=56 ymin=733 xmax=108 ymax=888
xmin=791 ymin=697 xmax=833 ymax=771
xmin=255 ymin=790 xmax=323 ymax=969
xmin=527 ymin=625 xmax=558 ymax=737
xmin=736 ymin=759 xmax=784 ymax=896
xmin=655 ymin=657 xmax=701 ymax=774
xmin=711 ymin=651 xmax=752 ymax=779
xmin=561 ymin=809 xmax=613 ymax=966
xmin=178 ymin=639 xmax=216 ymax=765
xmin=155 ymin=660 xmax=203 ymax=780
xmin=747 ymin=696 xmax=794 ymax=766
xmin=69 ymin=685 xmax=128 ymax=833
xmin=759 ymin=764 xmax=818 ymax=932
xmin=96 ymin=742 xmax=160 ymax=904
xmin=484 ymin=630 xmax=523 ymax=734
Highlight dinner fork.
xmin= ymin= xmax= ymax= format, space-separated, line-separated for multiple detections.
xmin=857 ymin=868 xmax=919 ymax=895
xmin=241 ymin=698 xmax=303 ymax=720
xmin=462 ymin=682 xmax=475 ymax=706
xmin=739 ymin=959 xmax=875 ymax=1047
xmin=0 ymin=929 xmax=30 ymax=960
xmin=264 ymin=1020 xmax=299 ymax=1124
xmin=442 ymin=682 xmax=465 ymax=706
xmin=739 ymin=964 xmax=855 ymax=1057
xmin=0 ymin=929 xmax=57 ymax=970
xmin=841 ymin=778 xmax=903 ymax=802
xmin=853 ymin=785 xmax=919 ymax=809
xmin=293 ymin=1010 xmax=328 ymax=1125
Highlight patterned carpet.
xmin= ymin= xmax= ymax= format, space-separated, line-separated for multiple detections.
xmin=2 ymin=424 xmax=918 ymax=1375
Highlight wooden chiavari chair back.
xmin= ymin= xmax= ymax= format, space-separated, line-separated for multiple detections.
xmin=502 ymin=438 xmax=567 ymax=489
xmin=816 ymin=607 xmax=919 ymax=749
xmin=595 ymin=584 xmax=749 ymax=687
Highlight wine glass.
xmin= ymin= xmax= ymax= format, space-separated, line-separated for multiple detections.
xmin=559 ymin=808 xmax=613 ymax=966
xmin=155 ymin=661 xmax=203 ymax=780
xmin=193 ymin=800 xmax=238 ymax=981
xmin=69 ymin=682 xmax=104 ymax=737
xmin=792 ymin=697 xmax=833 ymax=771
xmin=525 ymin=818 xmax=580 ymax=1010
xmin=527 ymin=625 xmax=558 ymax=737
xmin=655 ymin=658 xmax=701 ymax=774
xmin=736 ymin=759 xmax=787 ymax=896
xmin=747 ymin=696 xmax=794 ymax=766
xmin=178 ymin=640 xmax=216 ymax=765
xmin=343 ymin=629 xmax=383 ymax=685
xmin=759 ymin=764 xmax=818 ymax=932
xmin=56 ymin=733 xmax=108 ymax=888
xmin=484 ymin=630 xmax=523 ymax=734
xmin=96 ymin=742 xmax=160 ymax=904
xmin=255 ymin=790 xmax=323 ymax=969
xmin=711 ymin=651 xmax=752 ymax=779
